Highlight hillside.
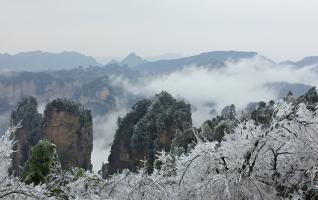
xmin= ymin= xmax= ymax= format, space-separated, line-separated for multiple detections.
xmin=133 ymin=51 xmax=258 ymax=74
xmin=0 ymin=51 xmax=100 ymax=71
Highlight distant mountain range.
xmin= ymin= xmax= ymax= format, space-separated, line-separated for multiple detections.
xmin=145 ymin=53 xmax=183 ymax=61
xmin=131 ymin=51 xmax=258 ymax=74
xmin=281 ymin=56 xmax=318 ymax=67
xmin=1 ymin=50 xmax=318 ymax=72
xmin=0 ymin=51 xmax=99 ymax=71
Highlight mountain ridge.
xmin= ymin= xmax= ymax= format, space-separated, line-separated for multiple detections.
xmin=281 ymin=56 xmax=318 ymax=67
xmin=132 ymin=51 xmax=259 ymax=74
xmin=0 ymin=51 xmax=100 ymax=71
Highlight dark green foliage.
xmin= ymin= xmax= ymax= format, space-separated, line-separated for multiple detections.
xmin=107 ymin=91 xmax=192 ymax=176
xmin=131 ymin=91 xmax=192 ymax=150
xmin=21 ymin=140 xmax=60 ymax=185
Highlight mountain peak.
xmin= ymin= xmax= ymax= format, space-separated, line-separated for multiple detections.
xmin=0 ymin=51 xmax=100 ymax=71
xmin=120 ymin=52 xmax=146 ymax=68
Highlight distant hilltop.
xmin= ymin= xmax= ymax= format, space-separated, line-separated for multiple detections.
xmin=130 ymin=51 xmax=259 ymax=73
xmin=0 ymin=51 xmax=100 ymax=71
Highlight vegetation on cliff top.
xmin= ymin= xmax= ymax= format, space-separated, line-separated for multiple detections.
xmin=44 ymin=98 xmax=92 ymax=127
xmin=107 ymin=91 xmax=192 ymax=175
xmin=11 ymin=97 xmax=43 ymax=145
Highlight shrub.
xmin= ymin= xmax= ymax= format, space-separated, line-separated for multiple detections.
xmin=21 ymin=140 xmax=60 ymax=185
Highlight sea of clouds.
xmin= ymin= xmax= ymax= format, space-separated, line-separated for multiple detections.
xmin=91 ymin=55 xmax=318 ymax=171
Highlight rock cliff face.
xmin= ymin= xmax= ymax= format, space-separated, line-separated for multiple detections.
xmin=9 ymin=97 xmax=42 ymax=176
xmin=10 ymin=97 xmax=93 ymax=175
xmin=105 ymin=92 xmax=192 ymax=176
xmin=0 ymin=72 xmax=77 ymax=107
xmin=0 ymin=67 xmax=140 ymax=134
xmin=73 ymin=77 xmax=117 ymax=115
xmin=42 ymin=99 xmax=93 ymax=171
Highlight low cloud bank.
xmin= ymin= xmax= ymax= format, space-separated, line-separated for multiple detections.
xmin=91 ymin=109 xmax=127 ymax=172
xmin=92 ymin=56 xmax=318 ymax=170
xmin=124 ymin=56 xmax=318 ymax=125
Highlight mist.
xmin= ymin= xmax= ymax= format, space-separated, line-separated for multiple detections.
xmin=123 ymin=56 xmax=318 ymax=125
xmin=91 ymin=109 xmax=128 ymax=172
xmin=91 ymin=56 xmax=318 ymax=170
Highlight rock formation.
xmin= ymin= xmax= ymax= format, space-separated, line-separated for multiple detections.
xmin=9 ymin=97 xmax=42 ymax=176
xmin=10 ymin=97 xmax=93 ymax=175
xmin=296 ymin=87 xmax=318 ymax=110
xmin=221 ymin=104 xmax=236 ymax=120
xmin=0 ymin=66 xmax=139 ymax=135
xmin=104 ymin=91 xmax=192 ymax=177
xmin=199 ymin=104 xmax=237 ymax=143
xmin=250 ymin=100 xmax=275 ymax=127
xmin=42 ymin=99 xmax=93 ymax=171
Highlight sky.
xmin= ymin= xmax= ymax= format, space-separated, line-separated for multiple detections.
xmin=0 ymin=0 xmax=318 ymax=61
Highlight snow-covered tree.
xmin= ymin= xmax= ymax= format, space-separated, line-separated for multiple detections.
xmin=2 ymin=97 xmax=318 ymax=199
xmin=0 ymin=127 xmax=51 ymax=200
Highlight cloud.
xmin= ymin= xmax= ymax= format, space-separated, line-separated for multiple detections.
xmin=0 ymin=112 xmax=11 ymax=135
xmin=91 ymin=56 xmax=318 ymax=170
xmin=123 ymin=56 xmax=318 ymax=126
xmin=91 ymin=109 xmax=128 ymax=172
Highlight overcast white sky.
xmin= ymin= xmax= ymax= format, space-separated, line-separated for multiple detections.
xmin=0 ymin=0 xmax=318 ymax=61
